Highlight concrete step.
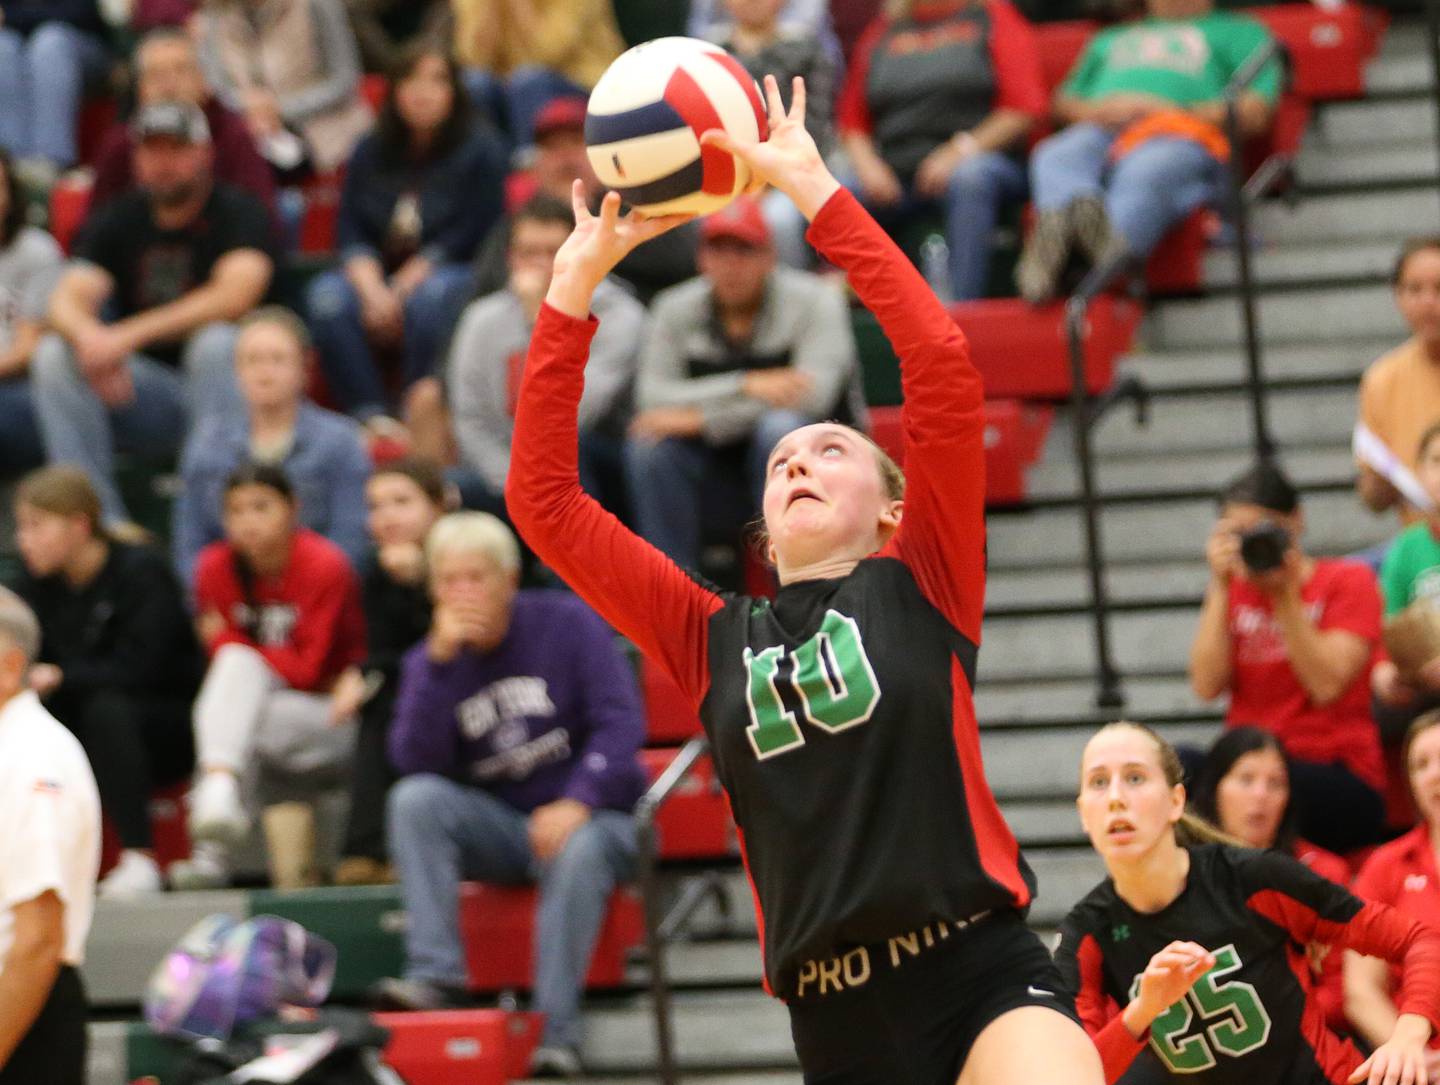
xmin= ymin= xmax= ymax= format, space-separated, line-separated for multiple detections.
xmin=1116 ymin=338 xmax=1386 ymax=393
xmin=985 ymin=487 xmax=1389 ymax=572
xmin=1250 ymin=188 xmax=1440 ymax=246
xmin=982 ymin=722 xmax=1221 ymax=800
xmin=977 ymin=605 xmax=1197 ymax=682
xmin=1314 ymin=95 xmax=1432 ymax=149
xmin=580 ymin=988 xmax=795 ymax=1072
xmin=1147 ymin=284 xmax=1403 ymax=349
xmin=1366 ymin=47 xmax=1432 ymax=95
xmin=1201 ymin=237 xmax=1398 ymax=289
xmin=1296 ymin=140 xmax=1438 ymax=189
xmin=974 ymin=672 xmax=1214 ymax=725
xmin=984 ymin=558 xmax=1209 ymax=612
xmin=628 ymin=937 xmax=764 ymax=987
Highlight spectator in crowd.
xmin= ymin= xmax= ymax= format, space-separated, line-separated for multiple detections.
xmin=1188 ymin=461 xmax=1387 ymax=853
xmin=0 ymin=586 xmax=99 ymax=1085
xmin=837 ymin=0 xmax=1046 ymax=301
xmin=449 ymin=194 xmax=644 ymax=518
xmin=1357 ymin=239 xmax=1440 ymax=529
xmin=1347 ymin=710 xmax=1440 ymax=1069
xmin=1017 ymin=0 xmax=1280 ymax=304
xmin=624 ymin=197 xmax=863 ymax=571
xmin=10 ymin=467 xmax=201 ymax=899
xmin=173 ymin=307 xmax=370 ymax=585
xmin=331 ymin=459 xmax=446 ymax=886
xmin=690 ymin=0 xmax=841 ymax=66
xmin=174 ymin=463 xmax=365 ymax=890
xmin=830 ymin=0 xmax=882 ymax=64
xmin=709 ymin=0 xmax=836 ymax=268
xmin=450 ymin=0 xmax=625 ymax=145
xmin=374 ymin=512 xmax=645 ymax=1079
xmin=307 ymin=45 xmax=506 ymax=446
xmin=196 ymin=0 xmax=374 ymax=176
xmin=1189 ymin=725 xmax=1350 ymax=1030
xmin=470 ymin=97 xmax=699 ymax=305
xmin=343 ymin=0 xmax=449 ymax=74
xmin=0 ymin=151 xmax=63 ymax=477
xmin=0 ymin=0 xmax=111 ymax=190
xmin=90 ymin=28 xmax=277 ymax=220
xmin=31 ymin=102 xmax=274 ymax=529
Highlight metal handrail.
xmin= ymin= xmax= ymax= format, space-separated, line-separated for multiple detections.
xmin=634 ymin=734 xmax=711 ymax=1085
xmin=1223 ymin=35 xmax=1284 ymax=463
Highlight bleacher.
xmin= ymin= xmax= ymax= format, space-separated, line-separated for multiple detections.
xmin=42 ymin=2 xmax=1433 ymax=1081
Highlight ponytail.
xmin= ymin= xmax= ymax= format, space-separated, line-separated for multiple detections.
xmin=1091 ymin=721 xmax=1245 ymax=849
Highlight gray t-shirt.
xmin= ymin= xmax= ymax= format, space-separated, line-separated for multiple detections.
xmin=0 ymin=227 xmax=62 ymax=356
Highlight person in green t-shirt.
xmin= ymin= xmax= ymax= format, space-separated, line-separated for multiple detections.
xmin=1016 ymin=0 xmax=1280 ymax=304
xmin=1374 ymin=420 xmax=1440 ymax=715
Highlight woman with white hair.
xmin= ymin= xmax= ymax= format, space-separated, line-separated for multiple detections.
xmin=0 ymin=585 xmax=100 ymax=1085
xmin=376 ymin=511 xmax=646 ymax=1078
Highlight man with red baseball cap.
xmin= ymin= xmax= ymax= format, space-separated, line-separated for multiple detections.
xmin=624 ymin=196 xmax=865 ymax=573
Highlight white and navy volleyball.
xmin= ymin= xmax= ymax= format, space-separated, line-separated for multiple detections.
xmin=584 ymin=36 xmax=769 ymax=217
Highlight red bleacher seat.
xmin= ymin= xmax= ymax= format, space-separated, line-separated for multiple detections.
xmin=948 ymin=296 xmax=1142 ymax=399
xmin=98 ymin=780 xmax=191 ymax=878
xmin=374 ymin=1009 xmax=543 ymax=1085
xmin=1251 ymin=3 xmax=1386 ymax=101
xmin=1035 ymin=20 xmax=1096 ymax=98
xmin=869 ymin=401 xmax=1054 ymax=507
xmin=639 ymin=748 xmax=734 ymax=860
xmin=360 ymin=74 xmax=389 ymax=113
xmin=641 ymin=656 xmax=702 ymax=743
xmin=77 ymin=96 xmax=118 ymax=168
xmin=49 ymin=176 xmax=93 ymax=254
xmin=297 ymin=173 xmax=343 ymax=254
xmin=459 ymin=884 xmax=645 ymax=991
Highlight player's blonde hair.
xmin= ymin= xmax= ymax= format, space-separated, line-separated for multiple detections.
xmin=426 ymin=511 xmax=521 ymax=576
xmin=1088 ymin=721 xmax=1240 ymax=848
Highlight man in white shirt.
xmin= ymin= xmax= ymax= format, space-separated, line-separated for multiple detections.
xmin=0 ymin=586 xmax=100 ymax=1085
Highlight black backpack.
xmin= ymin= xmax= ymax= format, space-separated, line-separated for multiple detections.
xmin=175 ymin=1008 xmax=408 ymax=1085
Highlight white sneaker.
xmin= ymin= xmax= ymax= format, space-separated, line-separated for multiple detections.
xmin=168 ymin=841 xmax=231 ymax=891
xmin=188 ymin=772 xmax=249 ymax=845
xmin=98 ymin=850 xmax=163 ymax=899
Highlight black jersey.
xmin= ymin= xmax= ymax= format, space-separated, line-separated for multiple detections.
xmin=507 ymin=189 xmax=1032 ymax=1001
xmin=1055 ymin=845 xmax=1440 ymax=1085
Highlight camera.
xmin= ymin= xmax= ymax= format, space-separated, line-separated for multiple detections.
xmin=1238 ymin=522 xmax=1290 ymax=574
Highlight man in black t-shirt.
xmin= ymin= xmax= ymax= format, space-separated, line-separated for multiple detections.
xmin=30 ymin=102 xmax=274 ymax=528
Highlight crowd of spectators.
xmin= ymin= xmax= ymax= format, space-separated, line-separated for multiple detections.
xmin=5 ymin=0 xmax=1420 ymax=1074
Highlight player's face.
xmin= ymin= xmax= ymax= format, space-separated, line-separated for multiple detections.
xmin=1396 ymin=248 xmax=1440 ymax=343
xmin=431 ymin=549 xmax=518 ymax=644
xmin=1214 ymin=746 xmax=1289 ymax=849
xmin=223 ymin=484 xmax=295 ymax=563
xmin=366 ymin=473 xmax=442 ymax=548
xmin=235 ymin=321 xmax=307 ymax=413
xmin=1408 ymin=724 xmax=1440 ymax=828
xmin=1077 ymin=727 xmax=1185 ymax=863
xmin=762 ymin=424 xmax=902 ymax=569
xmin=14 ymin=503 xmax=88 ymax=578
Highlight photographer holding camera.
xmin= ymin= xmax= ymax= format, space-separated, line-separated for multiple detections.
xmin=1189 ymin=462 xmax=1387 ymax=852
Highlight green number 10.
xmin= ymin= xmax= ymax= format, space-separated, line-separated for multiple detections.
xmin=743 ymin=610 xmax=881 ymax=760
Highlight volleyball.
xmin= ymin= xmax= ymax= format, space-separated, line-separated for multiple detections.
xmin=584 ymin=37 xmax=769 ymax=217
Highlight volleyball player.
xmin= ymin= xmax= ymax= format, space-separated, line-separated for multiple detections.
xmin=1057 ymin=721 xmax=1440 ymax=1085
xmin=503 ymin=75 xmax=1104 ymax=1085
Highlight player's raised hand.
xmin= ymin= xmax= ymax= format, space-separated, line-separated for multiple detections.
xmin=702 ymin=75 xmax=840 ymax=222
xmin=546 ymin=182 xmax=693 ymax=319
xmin=1123 ymin=941 xmax=1215 ymax=1036
xmin=1349 ymin=1012 xmax=1431 ymax=1085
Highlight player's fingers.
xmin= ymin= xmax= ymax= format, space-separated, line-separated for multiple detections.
xmin=571 ymin=178 xmax=590 ymax=223
xmin=763 ymin=73 xmax=785 ymax=125
xmin=1350 ymin=1055 xmax=1374 ymax=1085
xmin=701 ymin=128 xmax=744 ymax=155
xmin=598 ymin=189 xmax=622 ymax=231
xmin=790 ymin=75 xmax=807 ymax=124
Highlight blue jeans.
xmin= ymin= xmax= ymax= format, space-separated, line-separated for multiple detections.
xmin=840 ymin=150 xmax=1028 ymax=301
xmin=0 ymin=377 xmax=43 ymax=473
xmin=624 ymin=408 xmax=809 ymax=569
xmin=461 ymin=65 xmax=586 ymax=146
xmin=1030 ymin=122 xmax=1225 ymax=259
xmin=29 ymin=324 xmax=242 ymax=524
xmin=307 ymin=263 xmax=473 ymax=421
xmin=387 ymin=774 xmax=639 ymax=1049
xmin=0 ymin=23 xmax=111 ymax=166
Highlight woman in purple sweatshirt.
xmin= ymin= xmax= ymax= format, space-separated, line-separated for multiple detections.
xmin=375 ymin=510 xmax=645 ymax=1079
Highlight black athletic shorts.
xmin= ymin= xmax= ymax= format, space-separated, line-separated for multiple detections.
xmin=0 ymin=965 xmax=87 ymax=1085
xmin=786 ymin=911 xmax=1079 ymax=1085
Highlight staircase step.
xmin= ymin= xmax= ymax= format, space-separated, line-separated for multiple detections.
xmin=1116 ymin=339 xmax=1386 ymax=392
xmin=982 ymin=722 xmax=1221 ymax=800
xmin=1202 ymin=237 xmax=1399 ymax=288
xmin=985 ymin=559 xmax=1208 ymax=612
xmin=1315 ymin=94 xmax=1433 ymax=149
xmin=1148 ymin=284 xmax=1403 ymax=349
xmin=974 ymin=673 xmax=1213 ymax=725
xmin=1297 ymin=140 xmax=1438 ymax=189
xmin=1250 ymin=189 xmax=1440 ymax=246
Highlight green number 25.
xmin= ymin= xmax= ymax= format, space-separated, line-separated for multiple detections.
xmin=1128 ymin=944 xmax=1272 ymax=1073
xmin=743 ymin=610 xmax=880 ymax=760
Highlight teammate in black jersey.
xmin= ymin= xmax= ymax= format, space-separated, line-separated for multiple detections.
xmin=1056 ymin=722 xmax=1440 ymax=1085
xmin=505 ymin=76 xmax=1104 ymax=1085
